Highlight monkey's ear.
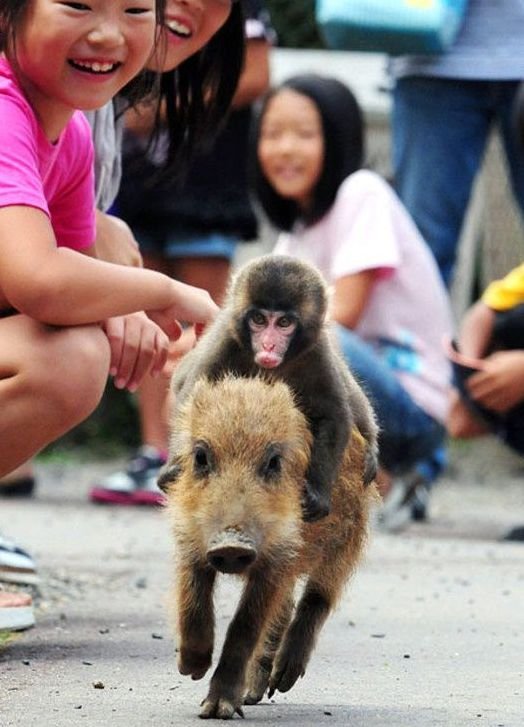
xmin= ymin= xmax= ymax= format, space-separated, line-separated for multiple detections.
xmin=157 ymin=461 xmax=183 ymax=493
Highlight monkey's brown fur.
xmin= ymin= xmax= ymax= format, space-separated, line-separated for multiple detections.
xmin=163 ymin=375 xmax=377 ymax=719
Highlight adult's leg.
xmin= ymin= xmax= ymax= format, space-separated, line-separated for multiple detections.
xmin=334 ymin=324 xmax=445 ymax=475
xmin=0 ymin=316 xmax=109 ymax=477
xmin=392 ymin=77 xmax=492 ymax=286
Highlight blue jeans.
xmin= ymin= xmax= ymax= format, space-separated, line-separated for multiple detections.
xmin=392 ymin=78 xmax=524 ymax=287
xmin=335 ymin=324 xmax=446 ymax=477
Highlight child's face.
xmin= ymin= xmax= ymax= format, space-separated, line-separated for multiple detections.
xmin=258 ymin=89 xmax=325 ymax=212
xmin=149 ymin=0 xmax=233 ymax=73
xmin=12 ymin=0 xmax=156 ymax=133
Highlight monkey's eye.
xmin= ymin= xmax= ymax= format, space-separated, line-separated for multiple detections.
xmin=259 ymin=444 xmax=283 ymax=482
xmin=277 ymin=315 xmax=295 ymax=329
xmin=249 ymin=310 xmax=267 ymax=327
xmin=193 ymin=441 xmax=214 ymax=478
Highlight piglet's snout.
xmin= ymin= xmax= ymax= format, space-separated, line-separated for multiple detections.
xmin=207 ymin=530 xmax=258 ymax=574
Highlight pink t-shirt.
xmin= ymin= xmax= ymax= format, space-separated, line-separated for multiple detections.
xmin=274 ymin=170 xmax=453 ymax=423
xmin=0 ymin=57 xmax=95 ymax=250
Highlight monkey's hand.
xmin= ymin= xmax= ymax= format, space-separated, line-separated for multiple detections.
xmin=301 ymin=481 xmax=330 ymax=522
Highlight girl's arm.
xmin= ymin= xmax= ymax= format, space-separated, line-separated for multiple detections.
xmin=93 ymin=210 xmax=143 ymax=268
xmin=329 ymin=270 xmax=377 ymax=329
xmin=458 ymin=300 xmax=495 ymax=358
xmin=0 ymin=206 xmax=217 ymax=333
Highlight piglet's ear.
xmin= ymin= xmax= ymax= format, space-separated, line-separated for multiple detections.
xmin=157 ymin=461 xmax=182 ymax=492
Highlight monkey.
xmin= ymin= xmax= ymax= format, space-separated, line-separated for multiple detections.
xmin=166 ymin=254 xmax=379 ymax=522
xmin=161 ymin=375 xmax=377 ymax=719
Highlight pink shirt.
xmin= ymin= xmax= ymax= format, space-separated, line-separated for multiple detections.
xmin=274 ymin=170 xmax=453 ymax=423
xmin=0 ymin=57 xmax=95 ymax=250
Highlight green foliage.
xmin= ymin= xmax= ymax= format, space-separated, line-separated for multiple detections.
xmin=265 ymin=0 xmax=325 ymax=49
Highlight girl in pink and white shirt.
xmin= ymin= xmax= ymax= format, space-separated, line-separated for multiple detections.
xmin=252 ymin=74 xmax=454 ymax=529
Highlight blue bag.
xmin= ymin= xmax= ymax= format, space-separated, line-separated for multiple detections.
xmin=316 ymin=0 xmax=469 ymax=55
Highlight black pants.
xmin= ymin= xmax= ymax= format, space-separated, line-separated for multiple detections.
xmin=453 ymin=304 xmax=524 ymax=455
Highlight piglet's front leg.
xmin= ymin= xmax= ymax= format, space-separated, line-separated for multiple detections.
xmin=176 ymin=564 xmax=216 ymax=681
xmin=200 ymin=574 xmax=280 ymax=719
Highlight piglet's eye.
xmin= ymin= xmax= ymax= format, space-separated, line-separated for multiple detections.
xmin=259 ymin=444 xmax=283 ymax=481
xmin=193 ymin=441 xmax=214 ymax=477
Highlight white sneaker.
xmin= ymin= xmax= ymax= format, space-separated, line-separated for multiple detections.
xmin=0 ymin=535 xmax=40 ymax=585
xmin=0 ymin=589 xmax=35 ymax=632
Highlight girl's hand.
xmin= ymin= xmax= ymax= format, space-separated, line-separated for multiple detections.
xmin=146 ymin=281 xmax=219 ymax=339
xmin=102 ymin=313 xmax=174 ymax=393
xmin=467 ymin=350 xmax=524 ymax=412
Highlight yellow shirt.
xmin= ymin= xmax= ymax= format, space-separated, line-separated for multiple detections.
xmin=482 ymin=263 xmax=524 ymax=311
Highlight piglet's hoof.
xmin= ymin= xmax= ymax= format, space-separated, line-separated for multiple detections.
xmin=268 ymin=652 xmax=306 ymax=696
xmin=301 ymin=482 xmax=330 ymax=522
xmin=199 ymin=695 xmax=245 ymax=720
xmin=177 ymin=648 xmax=212 ymax=681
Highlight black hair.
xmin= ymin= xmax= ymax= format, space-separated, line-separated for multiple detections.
xmin=0 ymin=0 xmax=30 ymax=53
xmin=143 ymin=1 xmax=246 ymax=179
xmin=250 ymin=73 xmax=365 ymax=231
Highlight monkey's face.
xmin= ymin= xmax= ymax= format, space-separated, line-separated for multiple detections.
xmin=229 ymin=255 xmax=328 ymax=368
xmin=247 ymin=308 xmax=297 ymax=369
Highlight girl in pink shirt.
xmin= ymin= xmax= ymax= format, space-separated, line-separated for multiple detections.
xmin=0 ymin=1 xmax=220 ymax=478
xmin=0 ymin=0 xmax=245 ymax=632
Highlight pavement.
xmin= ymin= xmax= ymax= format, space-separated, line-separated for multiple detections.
xmin=1 ymin=436 xmax=523 ymax=727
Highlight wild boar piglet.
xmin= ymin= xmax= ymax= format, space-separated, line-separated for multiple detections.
xmin=161 ymin=375 xmax=376 ymax=719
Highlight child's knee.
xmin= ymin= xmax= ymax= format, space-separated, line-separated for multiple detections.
xmin=28 ymin=325 xmax=110 ymax=425
xmin=53 ymin=325 xmax=110 ymax=420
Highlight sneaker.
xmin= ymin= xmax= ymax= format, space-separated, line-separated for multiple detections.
xmin=0 ymin=464 xmax=36 ymax=498
xmin=378 ymin=474 xmax=431 ymax=533
xmin=89 ymin=445 xmax=167 ymax=506
xmin=0 ymin=475 xmax=36 ymax=498
xmin=501 ymin=526 xmax=524 ymax=542
xmin=0 ymin=589 xmax=35 ymax=632
xmin=0 ymin=535 xmax=40 ymax=586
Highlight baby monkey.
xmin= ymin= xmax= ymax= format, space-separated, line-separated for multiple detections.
xmin=168 ymin=255 xmax=378 ymax=521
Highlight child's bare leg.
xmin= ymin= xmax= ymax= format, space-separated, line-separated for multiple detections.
xmin=0 ymin=316 xmax=110 ymax=476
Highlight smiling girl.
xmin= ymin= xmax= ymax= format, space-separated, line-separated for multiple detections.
xmin=0 ymin=0 xmax=219 ymax=477
xmin=0 ymin=0 xmax=247 ymax=632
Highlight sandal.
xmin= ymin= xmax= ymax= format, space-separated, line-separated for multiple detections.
xmin=0 ymin=535 xmax=40 ymax=585
xmin=0 ymin=588 xmax=35 ymax=632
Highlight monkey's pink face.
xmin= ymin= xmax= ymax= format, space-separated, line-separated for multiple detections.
xmin=248 ymin=310 xmax=297 ymax=369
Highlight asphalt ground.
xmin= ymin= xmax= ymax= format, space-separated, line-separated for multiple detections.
xmin=1 ymin=436 xmax=523 ymax=727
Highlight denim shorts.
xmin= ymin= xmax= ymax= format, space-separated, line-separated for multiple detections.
xmin=133 ymin=227 xmax=237 ymax=262
xmin=334 ymin=323 xmax=446 ymax=475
